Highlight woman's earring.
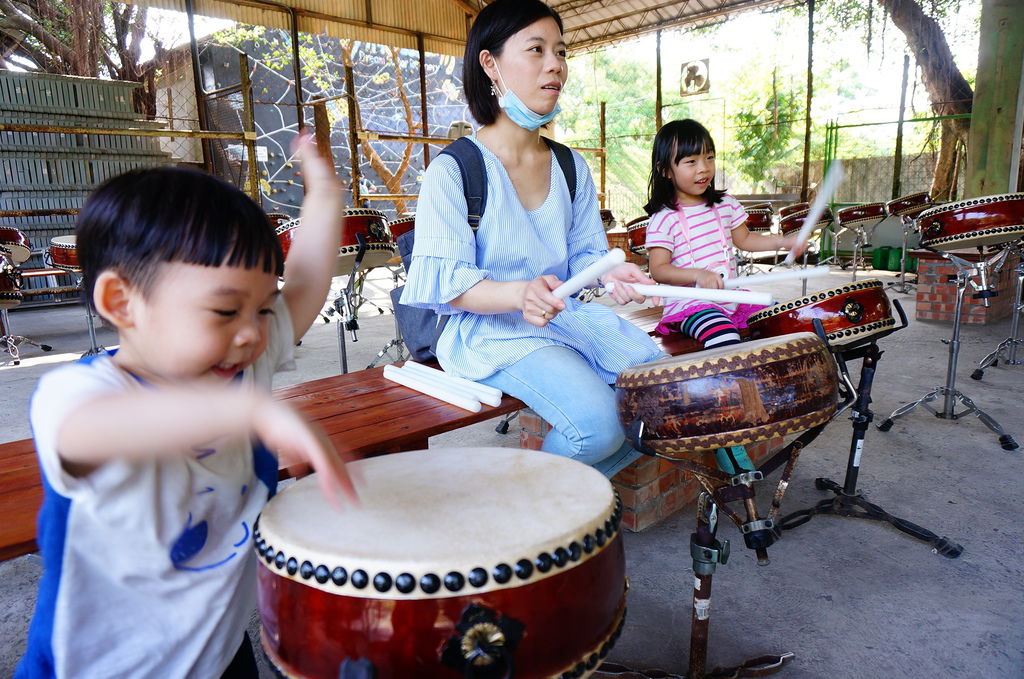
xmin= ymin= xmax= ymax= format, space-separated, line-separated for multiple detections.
xmin=490 ymin=83 xmax=498 ymax=96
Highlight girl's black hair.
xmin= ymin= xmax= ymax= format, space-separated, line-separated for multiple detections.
xmin=463 ymin=0 xmax=564 ymax=126
xmin=76 ymin=166 xmax=283 ymax=304
xmin=644 ymin=119 xmax=725 ymax=214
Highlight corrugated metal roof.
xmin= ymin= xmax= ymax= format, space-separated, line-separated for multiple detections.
xmin=133 ymin=0 xmax=793 ymax=56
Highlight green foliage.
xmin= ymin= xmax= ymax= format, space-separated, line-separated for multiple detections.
xmin=733 ymin=90 xmax=801 ymax=191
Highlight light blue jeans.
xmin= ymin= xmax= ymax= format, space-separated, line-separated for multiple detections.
xmin=478 ymin=345 xmax=664 ymax=478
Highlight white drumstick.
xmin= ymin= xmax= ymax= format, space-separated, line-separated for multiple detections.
xmin=783 ymin=161 xmax=845 ymax=265
xmin=383 ymin=365 xmax=482 ymax=412
xmin=607 ymin=283 xmax=774 ymax=306
xmin=552 ymin=248 xmax=626 ymax=300
xmin=401 ymin=361 xmax=504 ymax=407
xmin=724 ymin=266 xmax=830 ymax=289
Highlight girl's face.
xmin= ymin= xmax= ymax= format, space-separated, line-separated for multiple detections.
xmin=666 ymin=144 xmax=715 ymax=205
xmin=483 ymin=17 xmax=568 ymax=116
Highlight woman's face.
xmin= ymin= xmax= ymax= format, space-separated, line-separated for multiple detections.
xmin=484 ymin=16 xmax=568 ymax=115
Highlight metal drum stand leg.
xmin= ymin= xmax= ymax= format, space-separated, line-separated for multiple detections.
xmin=366 ymin=265 xmax=409 ymax=369
xmin=885 ymin=216 xmax=917 ymax=295
xmin=877 ymin=251 xmax=1019 ymax=451
xmin=779 ymin=340 xmax=963 ymax=557
xmin=972 ymin=244 xmax=1023 ymax=380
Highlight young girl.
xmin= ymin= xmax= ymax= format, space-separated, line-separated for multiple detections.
xmin=401 ymin=0 xmax=664 ymax=479
xmin=643 ymin=119 xmax=804 ymax=347
xmin=16 ymin=136 xmax=357 ymax=679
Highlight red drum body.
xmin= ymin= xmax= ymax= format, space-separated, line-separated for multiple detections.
xmin=0 ymin=248 xmax=22 ymax=310
xmin=387 ymin=216 xmax=416 ymax=241
xmin=600 ymin=209 xmax=617 ymax=232
xmin=339 ymin=208 xmax=395 ymax=273
xmin=836 ymin=203 xmax=887 ymax=229
xmin=255 ymin=448 xmax=627 ymax=679
xmin=917 ymin=193 xmax=1024 ymax=250
xmin=778 ymin=202 xmax=809 ymax=219
xmin=625 ymin=217 xmax=648 ymax=257
xmin=779 ymin=205 xmax=833 ymax=236
xmin=745 ymin=206 xmax=774 ymax=233
xmin=48 ymin=236 xmax=81 ymax=273
xmin=0 ymin=228 xmax=31 ymax=264
xmin=616 ymin=333 xmax=838 ymax=459
xmin=273 ymin=218 xmax=300 ymax=260
xmin=746 ymin=279 xmax=896 ymax=347
xmin=885 ymin=192 xmax=932 ymax=219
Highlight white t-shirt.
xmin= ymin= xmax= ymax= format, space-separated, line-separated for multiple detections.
xmin=17 ymin=297 xmax=294 ymax=679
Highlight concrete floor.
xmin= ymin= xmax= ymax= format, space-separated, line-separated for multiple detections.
xmin=1 ymin=265 xmax=1022 ymax=678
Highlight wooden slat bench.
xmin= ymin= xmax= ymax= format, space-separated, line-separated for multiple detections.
xmin=0 ymin=304 xmax=712 ymax=561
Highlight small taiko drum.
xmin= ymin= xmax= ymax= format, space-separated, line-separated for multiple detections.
xmin=616 ymin=333 xmax=838 ymax=459
xmin=836 ymin=203 xmax=887 ymax=230
xmin=0 ymin=228 xmax=31 ymax=264
xmin=273 ymin=218 xmax=300 ymax=260
xmin=255 ymin=447 xmax=627 ymax=679
xmin=746 ymin=279 xmax=896 ymax=348
xmin=338 ymin=208 xmax=395 ymax=274
xmin=745 ymin=205 xmax=774 ymax=233
xmin=600 ymin=209 xmax=617 ymax=232
xmin=48 ymin=235 xmax=81 ymax=273
xmin=917 ymin=193 xmax=1024 ymax=250
xmin=386 ymin=215 xmax=416 ymax=241
xmin=0 ymin=246 xmax=22 ymax=310
xmin=624 ymin=216 xmax=648 ymax=257
xmin=779 ymin=205 xmax=833 ymax=236
xmin=885 ymin=192 xmax=932 ymax=220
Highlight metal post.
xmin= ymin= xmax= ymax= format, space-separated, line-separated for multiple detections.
xmin=891 ymin=54 xmax=910 ymax=200
xmin=238 ymin=53 xmax=261 ymax=204
xmin=183 ymin=0 xmax=210 ymax=171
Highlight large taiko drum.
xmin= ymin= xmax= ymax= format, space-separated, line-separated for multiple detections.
xmin=746 ymin=279 xmax=896 ymax=348
xmin=387 ymin=215 xmax=416 ymax=241
xmin=0 ymin=228 xmax=31 ymax=265
xmin=779 ymin=205 xmax=833 ymax=236
xmin=885 ymin=192 xmax=932 ymax=219
xmin=48 ymin=235 xmax=81 ymax=273
xmin=745 ymin=204 xmax=774 ymax=233
xmin=338 ymin=208 xmax=395 ymax=274
xmin=0 ymin=246 xmax=22 ymax=310
xmin=624 ymin=216 xmax=648 ymax=257
xmin=917 ymin=193 xmax=1024 ymax=250
xmin=616 ymin=333 xmax=838 ymax=458
xmin=255 ymin=448 xmax=627 ymax=679
xmin=600 ymin=209 xmax=617 ymax=232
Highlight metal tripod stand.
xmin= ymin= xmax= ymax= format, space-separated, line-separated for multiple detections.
xmin=885 ymin=212 xmax=919 ymax=294
xmin=779 ymin=317 xmax=963 ymax=557
xmin=877 ymin=249 xmax=1018 ymax=451
xmin=971 ymin=242 xmax=1023 ymax=380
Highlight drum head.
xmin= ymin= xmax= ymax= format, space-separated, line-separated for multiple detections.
xmin=257 ymin=447 xmax=618 ymax=600
xmin=616 ymin=333 xmax=838 ymax=456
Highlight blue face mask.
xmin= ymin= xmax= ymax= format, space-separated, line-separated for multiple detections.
xmin=494 ymin=66 xmax=561 ymax=131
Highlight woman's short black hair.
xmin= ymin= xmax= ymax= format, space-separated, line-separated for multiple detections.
xmin=76 ymin=166 xmax=283 ymax=305
xmin=644 ymin=118 xmax=725 ymax=214
xmin=463 ymin=0 xmax=564 ymax=126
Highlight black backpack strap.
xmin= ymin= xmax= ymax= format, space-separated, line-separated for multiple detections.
xmin=543 ymin=137 xmax=576 ymax=204
xmin=438 ymin=136 xmax=486 ymax=230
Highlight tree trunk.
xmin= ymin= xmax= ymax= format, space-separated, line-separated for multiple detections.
xmin=879 ymin=0 xmax=973 ymax=196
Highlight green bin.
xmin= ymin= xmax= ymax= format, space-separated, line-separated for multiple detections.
xmin=871 ymin=246 xmax=892 ymax=270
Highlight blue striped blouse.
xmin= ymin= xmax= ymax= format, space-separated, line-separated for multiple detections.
xmin=400 ymin=136 xmax=661 ymax=382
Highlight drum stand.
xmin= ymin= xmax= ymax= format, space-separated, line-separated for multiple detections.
xmin=366 ymin=263 xmax=409 ymax=369
xmin=0 ymin=307 xmax=52 ymax=366
xmin=846 ymin=220 xmax=882 ymax=282
xmin=876 ymin=249 xmax=1019 ymax=451
xmin=779 ymin=319 xmax=964 ymax=557
xmin=332 ymin=235 xmax=368 ymax=374
xmin=885 ymin=215 xmax=918 ymax=295
xmin=971 ymin=243 xmax=1024 ymax=381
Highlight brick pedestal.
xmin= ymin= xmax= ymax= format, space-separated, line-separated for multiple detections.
xmin=519 ymin=408 xmax=782 ymax=532
xmin=914 ymin=249 xmax=1020 ymax=324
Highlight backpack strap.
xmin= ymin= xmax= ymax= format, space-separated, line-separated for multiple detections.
xmin=543 ymin=137 xmax=577 ymax=204
xmin=439 ymin=137 xmax=486 ymax=230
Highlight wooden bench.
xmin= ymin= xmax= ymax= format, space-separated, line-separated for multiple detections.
xmin=0 ymin=304 xmax=705 ymax=561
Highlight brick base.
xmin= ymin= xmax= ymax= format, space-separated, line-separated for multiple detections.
xmin=518 ymin=408 xmax=782 ymax=532
xmin=914 ymin=250 xmax=1019 ymax=324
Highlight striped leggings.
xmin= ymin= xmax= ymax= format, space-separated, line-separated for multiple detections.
xmin=681 ymin=308 xmax=742 ymax=349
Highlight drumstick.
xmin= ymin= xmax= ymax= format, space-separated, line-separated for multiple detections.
xmin=551 ymin=248 xmax=626 ymax=299
xmin=724 ymin=266 xmax=830 ymax=289
xmin=401 ymin=361 xmax=504 ymax=407
xmin=606 ymin=283 xmax=774 ymax=306
xmin=783 ymin=161 xmax=845 ymax=265
xmin=382 ymin=365 xmax=482 ymax=412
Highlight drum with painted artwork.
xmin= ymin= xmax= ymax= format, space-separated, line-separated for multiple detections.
xmin=616 ymin=333 xmax=838 ymax=459
xmin=255 ymin=447 xmax=627 ymax=679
